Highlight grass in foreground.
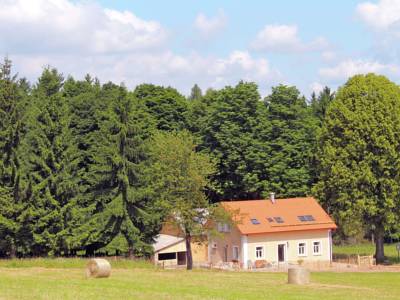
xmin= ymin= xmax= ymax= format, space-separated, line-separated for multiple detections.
xmin=333 ymin=243 xmax=400 ymax=264
xmin=0 ymin=263 xmax=399 ymax=300
xmin=0 ymin=257 xmax=154 ymax=269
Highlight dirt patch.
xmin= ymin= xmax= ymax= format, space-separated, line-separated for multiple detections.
xmin=308 ymin=282 xmax=375 ymax=291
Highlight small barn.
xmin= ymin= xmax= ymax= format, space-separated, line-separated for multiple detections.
xmin=152 ymin=223 xmax=208 ymax=267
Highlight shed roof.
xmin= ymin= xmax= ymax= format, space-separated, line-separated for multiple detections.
xmin=153 ymin=234 xmax=184 ymax=253
xmin=221 ymin=197 xmax=337 ymax=235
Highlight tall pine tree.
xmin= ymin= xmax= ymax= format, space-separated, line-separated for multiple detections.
xmin=0 ymin=58 xmax=26 ymax=257
xmin=72 ymin=83 xmax=160 ymax=256
xmin=19 ymin=67 xmax=77 ymax=256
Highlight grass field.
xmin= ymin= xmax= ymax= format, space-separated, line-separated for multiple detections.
xmin=0 ymin=259 xmax=400 ymax=300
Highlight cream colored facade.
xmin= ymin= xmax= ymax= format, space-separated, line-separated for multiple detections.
xmin=209 ymin=225 xmax=332 ymax=268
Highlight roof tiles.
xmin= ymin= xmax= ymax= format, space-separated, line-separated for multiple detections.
xmin=221 ymin=197 xmax=337 ymax=235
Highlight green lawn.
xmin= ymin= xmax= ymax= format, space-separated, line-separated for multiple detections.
xmin=333 ymin=243 xmax=400 ymax=264
xmin=0 ymin=259 xmax=399 ymax=300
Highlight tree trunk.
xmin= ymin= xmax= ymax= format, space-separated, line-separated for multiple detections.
xmin=128 ymin=246 xmax=134 ymax=259
xmin=375 ymin=227 xmax=385 ymax=264
xmin=185 ymin=233 xmax=193 ymax=270
xmin=85 ymin=246 xmax=95 ymax=257
xmin=10 ymin=241 xmax=16 ymax=259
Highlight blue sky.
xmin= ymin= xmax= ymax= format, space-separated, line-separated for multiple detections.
xmin=1 ymin=0 xmax=400 ymax=97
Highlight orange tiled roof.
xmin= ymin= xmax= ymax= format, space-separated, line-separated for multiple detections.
xmin=221 ymin=197 xmax=337 ymax=235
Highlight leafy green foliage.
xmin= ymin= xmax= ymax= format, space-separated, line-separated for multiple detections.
xmin=148 ymin=130 xmax=216 ymax=269
xmin=134 ymin=84 xmax=188 ymax=131
xmin=199 ymin=82 xmax=271 ymax=200
xmin=264 ymin=85 xmax=318 ymax=197
xmin=313 ymin=74 xmax=400 ymax=262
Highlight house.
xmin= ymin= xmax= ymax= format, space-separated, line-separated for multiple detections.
xmin=209 ymin=195 xmax=337 ymax=268
xmin=152 ymin=195 xmax=336 ymax=269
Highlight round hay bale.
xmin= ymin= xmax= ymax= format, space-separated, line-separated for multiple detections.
xmin=86 ymin=258 xmax=111 ymax=278
xmin=287 ymin=267 xmax=310 ymax=285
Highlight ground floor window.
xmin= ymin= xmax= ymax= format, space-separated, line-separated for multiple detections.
xmin=233 ymin=246 xmax=239 ymax=260
xmin=255 ymin=246 xmax=264 ymax=259
xmin=298 ymin=242 xmax=307 ymax=256
xmin=158 ymin=252 xmax=176 ymax=260
xmin=313 ymin=241 xmax=322 ymax=255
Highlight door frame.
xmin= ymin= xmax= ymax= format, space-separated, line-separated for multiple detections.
xmin=277 ymin=242 xmax=287 ymax=263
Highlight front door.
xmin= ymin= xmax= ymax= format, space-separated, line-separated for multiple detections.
xmin=224 ymin=245 xmax=228 ymax=262
xmin=278 ymin=244 xmax=285 ymax=262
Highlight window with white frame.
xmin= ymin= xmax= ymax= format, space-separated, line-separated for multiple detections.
xmin=217 ymin=223 xmax=230 ymax=232
xmin=224 ymin=223 xmax=231 ymax=232
xmin=313 ymin=241 xmax=322 ymax=255
xmin=255 ymin=246 xmax=264 ymax=259
xmin=298 ymin=242 xmax=307 ymax=256
xmin=233 ymin=246 xmax=239 ymax=260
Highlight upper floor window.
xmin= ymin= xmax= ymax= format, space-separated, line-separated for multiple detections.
xmin=217 ymin=223 xmax=230 ymax=232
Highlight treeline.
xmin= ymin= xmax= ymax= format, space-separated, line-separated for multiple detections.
xmin=1 ymin=58 xmax=399 ymax=260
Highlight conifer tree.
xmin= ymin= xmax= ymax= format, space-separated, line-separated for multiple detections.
xmin=0 ymin=58 xmax=26 ymax=257
xmin=73 ymin=83 xmax=160 ymax=256
xmin=19 ymin=67 xmax=77 ymax=256
xmin=189 ymin=84 xmax=202 ymax=101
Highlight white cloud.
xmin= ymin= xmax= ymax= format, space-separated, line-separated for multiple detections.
xmin=0 ymin=0 xmax=167 ymax=54
xmin=1 ymin=0 xmax=283 ymax=95
xmin=319 ymin=59 xmax=399 ymax=81
xmin=194 ymin=10 xmax=227 ymax=38
xmin=321 ymin=51 xmax=337 ymax=62
xmin=356 ymin=0 xmax=400 ymax=30
xmin=251 ymin=24 xmax=329 ymax=53
xmin=10 ymin=50 xmax=281 ymax=95
xmin=310 ymin=82 xmax=324 ymax=95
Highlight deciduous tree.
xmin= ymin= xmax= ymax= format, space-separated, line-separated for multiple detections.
xmin=313 ymin=74 xmax=400 ymax=263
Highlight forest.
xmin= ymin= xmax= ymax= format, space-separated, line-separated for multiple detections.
xmin=1 ymin=57 xmax=400 ymax=262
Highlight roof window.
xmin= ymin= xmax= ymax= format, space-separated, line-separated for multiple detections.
xmin=251 ymin=218 xmax=260 ymax=225
xmin=273 ymin=217 xmax=284 ymax=223
xmin=298 ymin=215 xmax=315 ymax=222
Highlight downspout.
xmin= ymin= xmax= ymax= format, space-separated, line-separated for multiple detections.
xmin=241 ymin=235 xmax=248 ymax=269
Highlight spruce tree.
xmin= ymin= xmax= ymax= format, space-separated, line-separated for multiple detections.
xmin=19 ymin=67 xmax=77 ymax=256
xmin=0 ymin=58 xmax=26 ymax=257
xmin=73 ymin=83 xmax=160 ymax=256
xmin=189 ymin=84 xmax=202 ymax=101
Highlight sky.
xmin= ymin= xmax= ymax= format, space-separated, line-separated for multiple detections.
xmin=1 ymin=0 xmax=400 ymax=97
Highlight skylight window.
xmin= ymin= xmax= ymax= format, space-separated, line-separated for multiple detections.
xmin=251 ymin=218 xmax=260 ymax=225
xmin=298 ymin=215 xmax=315 ymax=222
xmin=273 ymin=217 xmax=284 ymax=223
xmin=305 ymin=215 xmax=315 ymax=221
